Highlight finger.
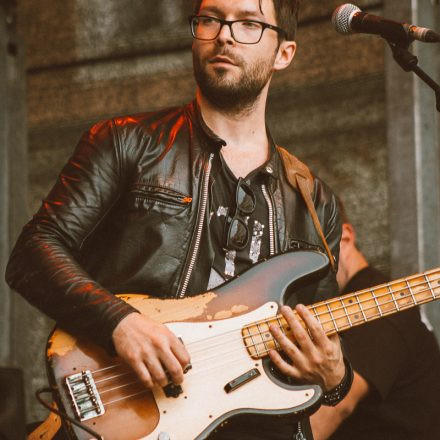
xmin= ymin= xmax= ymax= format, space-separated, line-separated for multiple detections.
xmin=329 ymin=332 xmax=342 ymax=347
xmin=268 ymin=349 xmax=301 ymax=379
xmin=159 ymin=349 xmax=185 ymax=385
xmin=171 ymin=337 xmax=191 ymax=371
xmin=269 ymin=322 xmax=305 ymax=365
xmin=130 ymin=359 xmax=154 ymax=388
xmin=143 ymin=355 xmax=169 ymax=387
xmin=295 ymin=304 xmax=328 ymax=348
xmin=281 ymin=305 xmax=315 ymax=355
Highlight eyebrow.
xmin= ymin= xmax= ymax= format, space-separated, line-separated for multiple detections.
xmin=199 ymin=6 xmax=264 ymax=20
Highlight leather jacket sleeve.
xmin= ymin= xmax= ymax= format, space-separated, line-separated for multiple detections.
xmin=5 ymin=119 xmax=138 ymax=351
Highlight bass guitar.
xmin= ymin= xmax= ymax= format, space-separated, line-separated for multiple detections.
xmin=45 ymin=250 xmax=440 ymax=439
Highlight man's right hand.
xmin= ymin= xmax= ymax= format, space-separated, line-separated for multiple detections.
xmin=112 ymin=312 xmax=191 ymax=388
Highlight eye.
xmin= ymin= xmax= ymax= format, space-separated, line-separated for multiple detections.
xmin=240 ymin=20 xmax=261 ymax=29
xmin=199 ymin=16 xmax=217 ymax=25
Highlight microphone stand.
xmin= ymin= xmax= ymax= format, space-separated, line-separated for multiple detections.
xmin=387 ymin=38 xmax=440 ymax=112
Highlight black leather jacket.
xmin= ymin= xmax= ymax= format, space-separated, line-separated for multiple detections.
xmin=5 ymin=101 xmax=341 ymax=350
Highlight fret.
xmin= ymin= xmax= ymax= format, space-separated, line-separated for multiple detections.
xmin=405 ymin=278 xmax=419 ymax=304
xmin=372 ymin=289 xmax=384 ymax=317
xmin=339 ymin=298 xmax=353 ymax=327
xmin=310 ymin=304 xmax=321 ymax=326
xmin=256 ymin=322 xmax=269 ymax=353
xmin=242 ymin=324 xmax=261 ymax=359
xmin=273 ymin=316 xmax=284 ymax=350
xmin=406 ymin=278 xmax=424 ymax=304
xmin=388 ymin=283 xmax=400 ymax=311
xmin=354 ymin=294 xmax=368 ymax=322
xmin=424 ymin=274 xmax=435 ymax=300
xmin=276 ymin=316 xmax=287 ymax=335
xmin=249 ymin=326 xmax=261 ymax=357
xmin=325 ymin=301 xmax=339 ymax=331
xmin=427 ymin=270 xmax=440 ymax=298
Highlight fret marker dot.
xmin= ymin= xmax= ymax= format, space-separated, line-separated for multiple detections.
xmin=348 ymin=299 xmax=353 ymax=304
xmin=400 ymin=292 xmax=404 ymax=297
xmin=355 ymin=315 xmax=359 ymax=320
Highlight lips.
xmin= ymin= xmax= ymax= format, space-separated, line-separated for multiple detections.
xmin=209 ymin=55 xmax=237 ymax=66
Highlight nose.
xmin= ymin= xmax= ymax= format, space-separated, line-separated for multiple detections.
xmin=216 ymin=22 xmax=235 ymax=45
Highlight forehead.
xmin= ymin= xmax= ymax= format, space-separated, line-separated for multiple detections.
xmin=198 ymin=0 xmax=276 ymax=22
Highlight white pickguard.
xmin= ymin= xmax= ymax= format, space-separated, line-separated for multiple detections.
xmin=142 ymin=302 xmax=317 ymax=440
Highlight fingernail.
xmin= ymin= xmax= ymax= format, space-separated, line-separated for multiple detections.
xmin=183 ymin=363 xmax=192 ymax=374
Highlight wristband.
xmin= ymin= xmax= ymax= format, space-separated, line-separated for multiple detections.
xmin=321 ymin=357 xmax=354 ymax=406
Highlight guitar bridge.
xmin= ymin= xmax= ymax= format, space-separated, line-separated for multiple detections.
xmin=65 ymin=370 xmax=105 ymax=421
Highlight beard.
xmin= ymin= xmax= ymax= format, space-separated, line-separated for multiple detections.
xmin=193 ymin=47 xmax=275 ymax=114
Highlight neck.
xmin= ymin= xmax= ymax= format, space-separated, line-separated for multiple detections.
xmin=338 ymin=248 xmax=369 ymax=292
xmin=196 ymin=86 xmax=269 ymax=150
xmin=243 ymin=266 xmax=440 ymax=360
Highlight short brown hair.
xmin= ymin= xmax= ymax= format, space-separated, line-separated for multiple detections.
xmin=193 ymin=0 xmax=300 ymax=41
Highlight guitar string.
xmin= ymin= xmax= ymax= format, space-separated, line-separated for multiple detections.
xmin=90 ymin=279 xmax=440 ymax=378
xmin=118 ymin=268 xmax=440 ymax=311
xmin=154 ymin=278 xmax=440 ymax=358
xmin=89 ymin=290 xmax=440 ymax=405
xmin=90 ymin=284 xmax=439 ymax=397
xmin=106 ymin=272 xmax=440 ymax=333
xmin=98 ymin=288 xmax=440 ymax=409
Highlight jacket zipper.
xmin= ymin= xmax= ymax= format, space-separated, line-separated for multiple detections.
xmin=131 ymin=190 xmax=192 ymax=206
xmin=261 ymin=184 xmax=276 ymax=256
xmin=177 ymin=153 xmax=214 ymax=298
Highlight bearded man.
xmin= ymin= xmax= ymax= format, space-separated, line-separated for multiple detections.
xmin=6 ymin=1 xmax=350 ymax=439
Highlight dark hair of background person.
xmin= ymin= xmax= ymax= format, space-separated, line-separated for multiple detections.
xmin=193 ymin=0 xmax=300 ymax=41
xmin=336 ymin=197 xmax=350 ymax=224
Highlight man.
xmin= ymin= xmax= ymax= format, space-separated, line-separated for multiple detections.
xmin=6 ymin=1 xmax=349 ymax=438
xmin=310 ymin=205 xmax=440 ymax=439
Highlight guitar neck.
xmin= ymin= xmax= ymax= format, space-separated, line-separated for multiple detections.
xmin=243 ymin=267 xmax=440 ymax=359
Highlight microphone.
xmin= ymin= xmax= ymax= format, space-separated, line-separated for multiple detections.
xmin=332 ymin=3 xmax=440 ymax=43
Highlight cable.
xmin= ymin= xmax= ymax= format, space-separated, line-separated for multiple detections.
xmin=35 ymin=387 xmax=104 ymax=440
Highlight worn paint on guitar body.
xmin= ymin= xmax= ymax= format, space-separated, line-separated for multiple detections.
xmin=46 ymin=250 xmax=329 ymax=440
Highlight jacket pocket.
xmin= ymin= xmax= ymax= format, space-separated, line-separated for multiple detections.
xmin=289 ymin=238 xmax=323 ymax=253
xmin=128 ymin=184 xmax=192 ymax=211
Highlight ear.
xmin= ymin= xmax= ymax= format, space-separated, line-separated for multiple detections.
xmin=273 ymin=40 xmax=296 ymax=71
xmin=340 ymin=223 xmax=356 ymax=246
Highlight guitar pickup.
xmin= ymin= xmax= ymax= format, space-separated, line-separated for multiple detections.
xmin=224 ymin=368 xmax=261 ymax=394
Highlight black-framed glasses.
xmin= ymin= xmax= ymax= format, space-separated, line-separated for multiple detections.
xmin=224 ymin=178 xmax=256 ymax=250
xmin=189 ymin=15 xmax=287 ymax=44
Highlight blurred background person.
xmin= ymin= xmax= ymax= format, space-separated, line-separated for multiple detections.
xmin=311 ymin=200 xmax=440 ymax=440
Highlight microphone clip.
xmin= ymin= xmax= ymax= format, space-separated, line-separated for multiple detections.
xmin=387 ymin=38 xmax=440 ymax=112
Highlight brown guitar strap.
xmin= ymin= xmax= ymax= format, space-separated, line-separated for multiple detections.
xmin=27 ymin=402 xmax=61 ymax=440
xmin=277 ymin=146 xmax=336 ymax=272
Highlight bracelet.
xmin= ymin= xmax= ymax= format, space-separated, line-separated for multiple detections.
xmin=321 ymin=357 xmax=354 ymax=406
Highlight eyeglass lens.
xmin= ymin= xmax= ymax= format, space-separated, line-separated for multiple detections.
xmin=192 ymin=16 xmax=264 ymax=44
xmin=226 ymin=179 xmax=256 ymax=250
xmin=228 ymin=216 xmax=249 ymax=249
xmin=236 ymin=179 xmax=256 ymax=214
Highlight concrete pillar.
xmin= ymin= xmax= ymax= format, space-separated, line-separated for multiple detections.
xmin=385 ymin=0 xmax=440 ymax=335
xmin=0 ymin=0 xmax=12 ymax=367
xmin=0 ymin=0 xmax=29 ymax=375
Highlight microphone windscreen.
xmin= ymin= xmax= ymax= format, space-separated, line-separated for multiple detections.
xmin=332 ymin=3 xmax=361 ymax=34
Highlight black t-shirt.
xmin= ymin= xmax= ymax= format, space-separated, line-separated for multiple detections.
xmin=207 ymin=149 xmax=312 ymax=439
xmin=209 ymin=151 xmax=273 ymax=282
xmin=332 ymin=266 xmax=440 ymax=440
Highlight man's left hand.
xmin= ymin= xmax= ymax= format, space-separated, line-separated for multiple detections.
xmin=269 ymin=304 xmax=345 ymax=391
